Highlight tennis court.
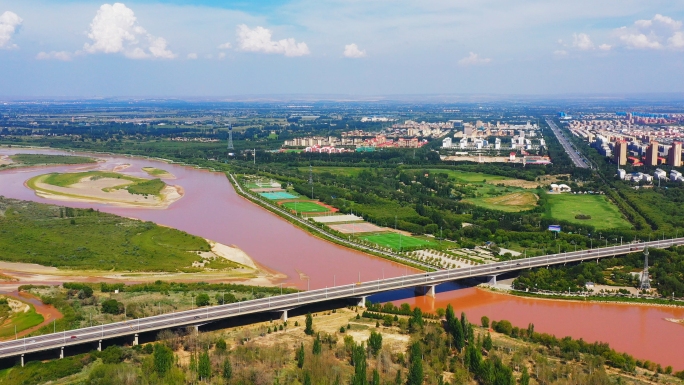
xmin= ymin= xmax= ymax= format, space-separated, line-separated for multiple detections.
xmin=260 ymin=192 xmax=299 ymax=200
xmin=281 ymin=201 xmax=330 ymax=213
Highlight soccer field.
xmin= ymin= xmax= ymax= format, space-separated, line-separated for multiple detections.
xmin=281 ymin=201 xmax=330 ymax=213
xmin=360 ymin=233 xmax=434 ymax=251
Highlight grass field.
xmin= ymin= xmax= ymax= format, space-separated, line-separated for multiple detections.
xmin=281 ymin=201 xmax=330 ymax=213
xmin=0 ymin=303 xmax=44 ymax=339
xmin=360 ymin=232 xmax=435 ymax=251
xmin=425 ymin=169 xmax=510 ymax=183
xmin=125 ymin=178 xmax=165 ymax=196
xmin=9 ymin=154 xmax=96 ymax=166
xmin=305 ymin=167 xmax=375 ymax=177
xmin=0 ymin=197 xmax=210 ymax=272
xmin=544 ymin=194 xmax=631 ymax=230
xmin=464 ymin=191 xmax=538 ymax=212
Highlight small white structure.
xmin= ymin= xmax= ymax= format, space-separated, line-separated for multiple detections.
xmin=654 ymin=169 xmax=667 ymax=180
xmin=509 ymin=152 xmax=516 ymax=161
xmin=459 ymin=137 xmax=468 ymax=149
xmin=617 ymin=169 xmax=627 ymax=180
xmin=494 ymin=138 xmax=501 ymax=150
xmin=442 ymin=137 xmax=452 ymax=148
xmin=670 ymin=170 xmax=682 ymax=182
xmin=558 ymin=184 xmax=571 ymax=192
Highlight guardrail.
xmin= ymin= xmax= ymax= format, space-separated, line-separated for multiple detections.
xmin=1 ymin=237 xmax=681 ymax=359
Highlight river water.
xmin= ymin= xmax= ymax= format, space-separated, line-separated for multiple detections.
xmin=1 ymin=148 xmax=683 ymax=369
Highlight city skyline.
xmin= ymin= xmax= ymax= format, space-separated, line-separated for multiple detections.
xmin=1 ymin=0 xmax=683 ymax=97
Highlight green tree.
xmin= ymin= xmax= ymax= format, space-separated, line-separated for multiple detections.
xmin=305 ymin=312 xmax=314 ymax=335
xmin=101 ymin=299 xmax=123 ymax=315
xmin=460 ymin=312 xmax=468 ymax=340
xmin=222 ymin=358 xmax=233 ymax=380
xmin=198 ymin=350 xmax=211 ymax=381
xmin=196 ymin=293 xmax=210 ymax=307
xmin=303 ymin=371 xmax=312 ymax=385
xmin=351 ymin=343 xmax=368 ymax=385
xmin=313 ymin=334 xmax=322 ymax=355
xmin=153 ymin=343 xmax=174 ymax=377
xmin=296 ymin=343 xmax=305 ymax=368
xmin=520 ymin=366 xmax=530 ymax=385
xmin=481 ymin=316 xmax=490 ymax=328
xmin=406 ymin=342 xmax=423 ymax=385
xmin=100 ymin=345 xmax=123 ymax=364
xmin=368 ymin=331 xmax=383 ymax=356
xmin=371 ymin=369 xmax=380 ymax=385
xmin=483 ymin=332 xmax=493 ymax=351
xmin=215 ymin=338 xmax=227 ymax=352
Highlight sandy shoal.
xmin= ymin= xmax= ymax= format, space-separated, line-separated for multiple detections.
xmin=33 ymin=176 xmax=183 ymax=209
xmin=142 ymin=167 xmax=176 ymax=179
xmin=0 ymin=155 xmax=12 ymax=166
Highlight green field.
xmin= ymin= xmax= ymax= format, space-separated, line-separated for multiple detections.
xmin=0 ymin=301 xmax=44 ymax=339
xmin=9 ymin=154 xmax=96 ymax=166
xmin=281 ymin=201 xmax=330 ymax=213
xmin=425 ymin=169 xmax=510 ymax=183
xmin=360 ymin=232 xmax=435 ymax=251
xmin=544 ymin=194 xmax=631 ymax=230
xmin=125 ymin=178 xmax=165 ymax=196
xmin=0 ymin=197 xmax=211 ymax=272
xmin=305 ymin=167 xmax=376 ymax=177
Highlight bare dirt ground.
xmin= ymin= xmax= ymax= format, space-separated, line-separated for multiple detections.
xmin=32 ymin=175 xmax=183 ymax=209
xmin=443 ymin=155 xmax=518 ymax=163
xmin=484 ymin=192 xmax=538 ymax=207
xmin=491 ymin=179 xmax=542 ymax=189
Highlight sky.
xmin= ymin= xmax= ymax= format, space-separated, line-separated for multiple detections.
xmin=0 ymin=0 xmax=683 ymax=98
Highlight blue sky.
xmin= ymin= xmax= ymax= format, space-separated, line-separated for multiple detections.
xmin=0 ymin=0 xmax=683 ymax=97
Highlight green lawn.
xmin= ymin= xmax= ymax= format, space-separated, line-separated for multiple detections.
xmin=0 ymin=197 xmax=210 ymax=272
xmin=305 ymin=167 xmax=376 ymax=177
xmin=360 ymin=232 xmax=435 ymax=251
xmin=31 ymin=171 xmax=166 ymax=197
xmin=425 ymin=169 xmax=510 ymax=183
xmin=281 ymin=201 xmax=330 ymax=213
xmin=9 ymin=154 xmax=96 ymax=166
xmin=42 ymin=171 xmax=130 ymax=187
xmin=125 ymin=178 xmax=165 ymax=196
xmin=544 ymin=194 xmax=631 ymax=230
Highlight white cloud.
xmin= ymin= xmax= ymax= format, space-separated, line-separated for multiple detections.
xmin=458 ymin=52 xmax=491 ymax=66
xmin=0 ymin=11 xmax=22 ymax=49
xmin=553 ymin=49 xmax=568 ymax=56
xmin=187 ymin=52 xmax=198 ymax=59
xmin=598 ymin=44 xmax=612 ymax=51
xmin=615 ymin=14 xmax=684 ymax=50
xmin=217 ymin=42 xmax=232 ymax=50
xmin=36 ymin=51 xmax=72 ymax=61
xmin=218 ymin=52 xmax=226 ymax=59
xmin=668 ymin=31 xmax=684 ymax=49
xmin=83 ymin=3 xmax=176 ymax=59
xmin=236 ymin=24 xmax=309 ymax=57
xmin=343 ymin=43 xmax=366 ymax=58
xmin=572 ymin=33 xmax=594 ymax=50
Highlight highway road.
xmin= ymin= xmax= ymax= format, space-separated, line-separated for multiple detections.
xmin=1 ymin=237 xmax=682 ymax=360
xmin=546 ymin=119 xmax=590 ymax=169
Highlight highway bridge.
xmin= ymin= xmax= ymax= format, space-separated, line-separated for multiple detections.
xmin=2 ymin=237 xmax=682 ymax=365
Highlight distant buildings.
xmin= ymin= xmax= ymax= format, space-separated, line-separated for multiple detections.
xmin=669 ymin=141 xmax=682 ymax=167
xmin=614 ymin=140 xmax=628 ymax=166
xmin=645 ymin=141 xmax=659 ymax=167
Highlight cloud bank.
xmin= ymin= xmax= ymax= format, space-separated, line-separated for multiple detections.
xmin=0 ymin=11 xmax=22 ymax=49
xmin=236 ymin=25 xmax=309 ymax=57
xmin=83 ymin=3 xmax=175 ymax=59
xmin=615 ymin=14 xmax=684 ymax=50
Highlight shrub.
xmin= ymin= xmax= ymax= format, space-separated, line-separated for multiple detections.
xmin=101 ymin=299 xmax=123 ymax=315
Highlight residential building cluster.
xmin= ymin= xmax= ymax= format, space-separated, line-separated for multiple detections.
xmin=442 ymin=121 xmax=545 ymax=151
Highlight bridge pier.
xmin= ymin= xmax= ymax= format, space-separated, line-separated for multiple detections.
xmin=485 ymin=275 xmax=497 ymax=286
xmin=20 ymin=354 xmax=24 ymax=367
xmin=354 ymin=296 xmax=367 ymax=308
xmin=414 ymin=285 xmax=436 ymax=298
xmin=59 ymin=347 xmax=64 ymax=359
xmin=98 ymin=340 xmax=102 ymax=352
xmin=280 ymin=309 xmax=289 ymax=322
xmin=133 ymin=334 xmax=138 ymax=346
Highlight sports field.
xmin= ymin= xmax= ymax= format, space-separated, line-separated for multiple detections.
xmin=329 ymin=223 xmax=386 ymax=234
xmin=281 ymin=201 xmax=330 ymax=213
xmin=544 ymin=194 xmax=631 ymax=230
xmin=463 ymin=191 xmax=538 ymax=212
xmin=360 ymin=233 xmax=435 ymax=251
xmin=260 ymin=192 xmax=299 ymax=200
xmin=246 ymin=180 xmax=281 ymax=189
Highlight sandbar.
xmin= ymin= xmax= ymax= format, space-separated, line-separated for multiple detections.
xmin=30 ymin=174 xmax=183 ymax=209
